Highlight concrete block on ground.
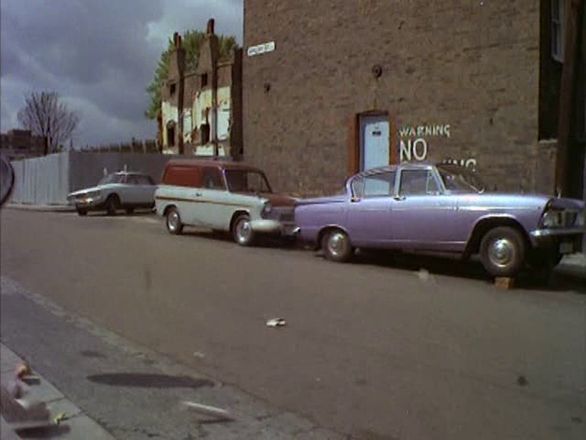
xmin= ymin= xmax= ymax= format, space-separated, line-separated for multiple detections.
xmin=494 ymin=277 xmax=515 ymax=289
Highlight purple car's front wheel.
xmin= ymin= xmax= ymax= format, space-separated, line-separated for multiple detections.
xmin=480 ymin=226 xmax=525 ymax=278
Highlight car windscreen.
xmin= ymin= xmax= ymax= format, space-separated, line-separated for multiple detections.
xmin=437 ymin=165 xmax=485 ymax=193
xmin=98 ymin=174 xmax=123 ymax=185
xmin=224 ymin=170 xmax=272 ymax=193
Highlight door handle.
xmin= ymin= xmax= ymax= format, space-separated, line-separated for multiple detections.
xmin=194 ymin=192 xmax=202 ymax=197
xmin=393 ymin=195 xmax=406 ymax=201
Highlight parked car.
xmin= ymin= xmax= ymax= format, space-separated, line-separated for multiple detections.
xmin=155 ymin=159 xmax=297 ymax=245
xmin=67 ymin=172 xmax=156 ymax=216
xmin=295 ymin=163 xmax=585 ymax=277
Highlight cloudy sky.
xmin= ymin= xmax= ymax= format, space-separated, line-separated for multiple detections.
xmin=0 ymin=0 xmax=243 ymax=147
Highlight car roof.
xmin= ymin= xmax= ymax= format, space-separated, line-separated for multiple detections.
xmin=165 ymin=159 xmax=263 ymax=173
xmin=112 ymin=171 xmax=149 ymax=176
xmin=355 ymin=162 xmax=437 ymax=178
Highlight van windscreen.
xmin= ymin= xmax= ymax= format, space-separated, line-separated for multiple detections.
xmin=225 ymin=170 xmax=272 ymax=193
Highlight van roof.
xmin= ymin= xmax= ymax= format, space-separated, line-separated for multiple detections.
xmin=165 ymin=159 xmax=263 ymax=173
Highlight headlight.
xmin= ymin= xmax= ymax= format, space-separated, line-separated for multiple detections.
xmin=261 ymin=201 xmax=272 ymax=217
xmin=576 ymin=211 xmax=584 ymax=227
xmin=541 ymin=209 xmax=563 ymax=228
xmin=87 ymin=190 xmax=102 ymax=199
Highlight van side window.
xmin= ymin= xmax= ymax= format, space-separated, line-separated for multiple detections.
xmin=202 ymin=168 xmax=225 ymax=190
xmin=163 ymin=166 xmax=202 ymax=188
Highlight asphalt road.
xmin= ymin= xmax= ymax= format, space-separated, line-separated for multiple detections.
xmin=1 ymin=209 xmax=585 ymax=440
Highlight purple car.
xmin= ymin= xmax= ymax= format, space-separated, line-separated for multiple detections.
xmin=295 ymin=163 xmax=585 ymax=278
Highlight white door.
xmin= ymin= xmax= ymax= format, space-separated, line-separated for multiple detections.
xmin=360 ymin=115 xmax=389 ymax=171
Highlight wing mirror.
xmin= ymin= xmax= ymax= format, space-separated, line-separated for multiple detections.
xmin=0 ymin=154 xmax=15 ymax=208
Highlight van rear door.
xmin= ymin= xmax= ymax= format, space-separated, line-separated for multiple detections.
xmin=159 ymin=165 xmax=204 ymax=226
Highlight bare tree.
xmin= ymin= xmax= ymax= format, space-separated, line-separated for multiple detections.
xmin=17 ymin=91 xmax=80 ymax=155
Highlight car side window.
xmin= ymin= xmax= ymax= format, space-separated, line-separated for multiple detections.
xmin=363 ymin=171 xmax=396 ymax=198
xmin=351 ymin=177 xmax=364 ymax=198
xmin=126 ymin=175 xmax=139 ymax=185
xmin=351 ymin=172 xmax=396 ymax=198
xmin=399 ymin=170 xmax=440 ymax=195
xmin=202 ymin=168 xmax=225 ymax=190
xmin=136 ymin=175 xmax=153 ymax=185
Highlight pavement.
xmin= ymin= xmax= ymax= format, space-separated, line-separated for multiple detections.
xmin=1 ymin=209 xmax=585 ymax=440
xmin=1 ymin=344 xmax=115 ymax=440
xmin=6 ymin=204 xmax=75 ymax=212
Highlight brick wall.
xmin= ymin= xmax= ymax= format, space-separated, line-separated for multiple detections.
xmin=243 ymin=0 xmax=547 ymax=195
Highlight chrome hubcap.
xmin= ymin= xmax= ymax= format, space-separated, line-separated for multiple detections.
xmin=167 ymin=211 xmax=179 ymax=231
xmin=488 ymin=238 xmax=515 ymax=268
xmin=236 ymin=219 xmax=252 ymax=244
xmin=327 ymin=232 xmax=348 ymax=258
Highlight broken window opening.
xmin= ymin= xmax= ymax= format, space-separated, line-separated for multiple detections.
xmin=167 ymin=126 xmax=175 ymax=147
xmin=200 ymin=123 xmax=210 ymax=144
xmin=551 ymin=0 xmax=565 ymax=62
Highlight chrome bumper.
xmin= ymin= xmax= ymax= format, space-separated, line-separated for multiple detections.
xmin=529 ymin=227 xmax=584 ymax=252
xmin=530 ymin=227 xmax=585 ymax=238
xmin=250 ymin=219 xmax=300 ymax=236
xmin=70 ymin=197 xmax=103 ymax=207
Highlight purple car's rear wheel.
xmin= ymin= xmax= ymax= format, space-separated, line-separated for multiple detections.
xmin=480 ymin=226 xmax=525 ymax=278
xmin=322 ymin=229 xmax=353 ymax=263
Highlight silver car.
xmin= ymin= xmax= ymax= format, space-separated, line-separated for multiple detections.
xmin=67 ymin=172 xmax=156 ymax=216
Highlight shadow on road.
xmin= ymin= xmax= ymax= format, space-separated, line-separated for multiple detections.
xmin=157 ymin=229 xmax=586 ymax=294
xmin=87 ymin=210 xmax=155 ymax=217
xmin=17 ymin=424 xmax=71 ymax=439
xmin=349 ymin=250 xmax=586 ymax=294
xmin=182 ymin=229 xmax=299 ymax=249
xmin=86 ymin=373 xmax=214 ymax=389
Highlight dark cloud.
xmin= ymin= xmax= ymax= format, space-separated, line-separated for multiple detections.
xmin=0 ymin=0 xmax=243 ymax=146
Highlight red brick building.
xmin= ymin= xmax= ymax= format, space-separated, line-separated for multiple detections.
xmin=242 ymin=0 xmax=585 ymax=197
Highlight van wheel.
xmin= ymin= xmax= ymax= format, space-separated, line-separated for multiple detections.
xmin=166 ymin=207 xmax=183 ymax=235
xmin=233 ymin=214 xmax=255 ymax=246
xmin=105 ymin=195 xmax=120 ymax=216
xmin=480 ymin=226 xmax=525 ymax=277
xmin=322 ymin=229 xmax=353 ymax=263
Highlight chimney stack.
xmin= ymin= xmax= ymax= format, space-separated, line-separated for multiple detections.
xmin=207 ymin=18 xmax=215 ymax=35
xmin=173 ymin=32 xmax=182 ymax=48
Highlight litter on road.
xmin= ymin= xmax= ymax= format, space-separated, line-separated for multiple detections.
xmin=181 ymin=401 xmax=233 ymax=420
xmin=416 ymin=268 xmax=436 ymax=284
xmin=53 ymin=412 xmax=69 ymax=424
xmin=266 ymin=318 xmax=287 ymax=328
